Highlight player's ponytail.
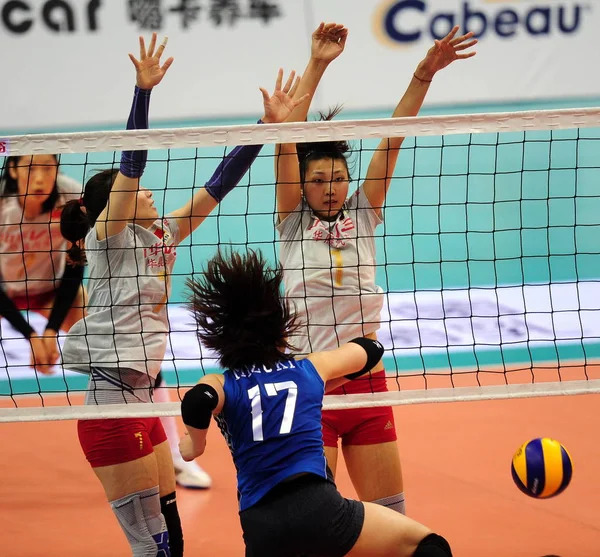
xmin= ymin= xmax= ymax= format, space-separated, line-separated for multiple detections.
xmin=61 ymin=199 xmax=91 ymax=266
xmin=60 ymin=168 xmax=119 ymax=266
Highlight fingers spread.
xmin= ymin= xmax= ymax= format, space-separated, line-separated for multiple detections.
xmin=274 ymin=68 xmax=283 ymax=91
xmin=156 ymin=36 xmax=169 ymax=59
xmin=161 ymin=56 xmax=175 ymax=73
xmin=128 ymin=53 xmax=141 ymax=69
xmin=454 ymin=39 xmax=478 ymax=51
xmin=289 ymin=75 xmax=301 ymax=98
xmin=292 ymin=93 xmax=311 ymax=108
xmin=147 ymin=31 xmax=158 ymax=57
xmin=450 ymin=31 xmax=476 ymax=46
xmin=443 ymin=25 xmax=459 ymax=42
xmin=259 ymin=87 xmax=270 ymax=104
xmin=282 ymin=70 xmax=296 ymax=93
xmin=139 ymin=35 xmax=146 ymax=60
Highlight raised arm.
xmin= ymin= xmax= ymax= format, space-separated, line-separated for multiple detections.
xmin=275 ymin=23 xmax=348 ymax=218
xmin=96 ymin=33 xmax=173 ymax=241
xmin=362 ymin=26 xmax=477 ymax=216
xmin=171 ymin=69 xmax=309 ymax=242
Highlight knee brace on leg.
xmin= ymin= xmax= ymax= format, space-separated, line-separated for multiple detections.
xmin=111 ymin=486 xmax=171 ymax=557
xmin=161 ymin=491 xmax=183 ymax=557
xmin=372 ymin=492 xmax=406 ymax=515
xmin=413 ymin=533 xmax=452 ymax=557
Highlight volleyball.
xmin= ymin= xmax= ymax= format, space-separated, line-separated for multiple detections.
xmin=511 ymin=438 xmax=573 ymax=498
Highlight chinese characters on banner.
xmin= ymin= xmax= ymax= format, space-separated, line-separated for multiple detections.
xmin=128 ymin=0 xmax=281 ymax=30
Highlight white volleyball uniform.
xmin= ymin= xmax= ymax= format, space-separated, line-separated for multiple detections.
xmin=62 ymin=217 xmax=179 ymax=381
xmin=0 ymin=174 xmax=82 ymax=298
xmin=277 ymin=187 xmax=384 ymax=357
xmin=278 ymin=188 xmax=397 ymax=445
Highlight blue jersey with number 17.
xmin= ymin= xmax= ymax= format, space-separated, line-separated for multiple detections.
xmin=216 ymin=357 xmax=328 ymax=511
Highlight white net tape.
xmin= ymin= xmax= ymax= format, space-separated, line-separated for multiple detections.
xmin=2 ymin=105 xmax=600 ymax=422
xmin=4 ymin=107 xmax=600 ymax=156
xmin=1 ymin=379 xmax=599 ymax=422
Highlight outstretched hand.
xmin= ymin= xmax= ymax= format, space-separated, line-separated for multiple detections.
xmin=416 ymin=26 xmax=477 ymax=81
xmin=311 ymin=22 xmax=348 ymax=64
xmin=260 ymin=69 xmax=310 ymax=124
xmin=129 ymin=32 xmax=174 ymax=90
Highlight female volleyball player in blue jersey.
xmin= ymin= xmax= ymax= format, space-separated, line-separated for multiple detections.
xmin=0 ymin=156 xmax=84 ymax=372
xmin=59 ymin=33 xmax=308 ymax=557
xmin=179 ymin=249 xmax=453 ymax=557
xmin=273 ymin=23 xmax=477 ymax=516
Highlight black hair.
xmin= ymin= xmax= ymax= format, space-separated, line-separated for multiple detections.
xmin=187 ymin=249 xmax=299 ymax=371
xmin=297 ymin=106 xmax=353 ymax=184
xmin=60 ymin=168 xmax=119 ymax=266
xmin=0 ymin=155 xmax=59 ymax=214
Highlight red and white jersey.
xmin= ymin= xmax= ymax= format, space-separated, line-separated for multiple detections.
xmin=62 ymin=217 xmax=179 ymax=379
xmin=0 ymin=174 xmax=82 ymax=297
xmin=277 ymin=187 xmax=384 ymax=355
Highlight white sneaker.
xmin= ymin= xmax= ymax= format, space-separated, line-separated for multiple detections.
xmin=173 ymin=456 xmax=212 ymax=489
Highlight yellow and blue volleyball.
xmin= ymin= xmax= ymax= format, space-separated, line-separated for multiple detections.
xmin=511 ymin=438 xmax=573 ymax=498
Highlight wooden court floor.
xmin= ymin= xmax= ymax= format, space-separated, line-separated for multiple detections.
xmin=1 ymin=384 xmax=599 ymax=556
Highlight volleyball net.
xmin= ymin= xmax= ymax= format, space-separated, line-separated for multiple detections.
xmin=2 ymin=107 xmax=600 ymax=422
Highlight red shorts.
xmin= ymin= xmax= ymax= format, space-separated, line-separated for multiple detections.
xmin=12 ymin=290 xmax=56 ymax=311
xmin=322 ymin=370 xmax=397 ymax=447
xmin=77 ymin=417 xmax=167 ymax=468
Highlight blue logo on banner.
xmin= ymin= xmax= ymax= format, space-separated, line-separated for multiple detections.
xmin=375 ymin=1 xmax=589 ymax=44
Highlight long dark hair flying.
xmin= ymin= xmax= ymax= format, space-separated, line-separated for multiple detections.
xmin=187 ymin=249 xmax=299 ymax=370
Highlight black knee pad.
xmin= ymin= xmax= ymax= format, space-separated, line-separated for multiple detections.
xmin=414 ymin=533 xmax=452 ymax=557
xmin=161 ymin=492 xmax=183 ymax=557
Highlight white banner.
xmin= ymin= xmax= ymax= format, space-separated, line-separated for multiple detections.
xmin=1 ymin=0 xmax=598 ymax=131
xmin=313 ymin=0 xmax=599 ymax=114
xmin=1 ymin=281 xmax=599 ymax=385
xmin=2 ymin=0 xmax=311 ymax=130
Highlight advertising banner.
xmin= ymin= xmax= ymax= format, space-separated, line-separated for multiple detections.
xmin=2 ymin=1 xmax=598 ymax=131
